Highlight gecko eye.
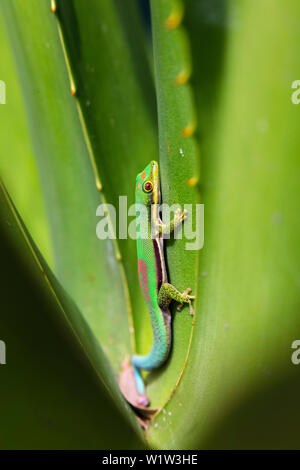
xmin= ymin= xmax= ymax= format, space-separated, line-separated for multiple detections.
xmin=143 ymin=181 xmax=153 ymax=193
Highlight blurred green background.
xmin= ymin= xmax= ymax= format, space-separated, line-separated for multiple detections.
xmin=0 ymin=0 xmax=300 ymax=450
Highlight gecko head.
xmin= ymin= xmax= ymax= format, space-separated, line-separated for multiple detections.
xmin=136 ymin=160 xmax=160 ymax=207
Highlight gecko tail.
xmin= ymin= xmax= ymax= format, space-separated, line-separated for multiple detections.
xmin=132 ymin=359 xmax=149 ymax=407
xmin=131 ymin=339 xmax=169 ymax=406
xmin=132 ymin=361 xmax=145 ymax=395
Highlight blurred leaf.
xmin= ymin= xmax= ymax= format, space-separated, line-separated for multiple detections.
xmin=0 ymin=181 xmax=145 ymax=449
xmin=1 ymin=0 xmax=133 ymax=368
xmin=148 ymin=0 xmax=300 ymax=449
xmin=0 ymin=12 xmax=52 ymax=264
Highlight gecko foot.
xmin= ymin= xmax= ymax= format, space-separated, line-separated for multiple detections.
xmin=175 ymin=208 xmax=187 ymax=224
xmin=177 ymin=288 xmax=195 ymax=316
xmin=137 ymin=395 xmax=150 ymax=407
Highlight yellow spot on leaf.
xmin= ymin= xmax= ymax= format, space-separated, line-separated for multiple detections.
xmin=165 ymin=2 xmax=184 ymax=30
xmin=50 ymin=0 xmax=56 ymax=13
xmin=174 ymin=69 xmax=190 ymax=86
xmin=186 ymin=176 xmax=198 ymax=187
xmin=182 ymin=121 xmax=196 ymax=137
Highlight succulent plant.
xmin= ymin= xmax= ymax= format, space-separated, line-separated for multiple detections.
xmin=0 ymin=0 xmax=300 ymax=449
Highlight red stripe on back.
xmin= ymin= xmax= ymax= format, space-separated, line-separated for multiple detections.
xmin=138 ymin=258 xmax=152 ymax=302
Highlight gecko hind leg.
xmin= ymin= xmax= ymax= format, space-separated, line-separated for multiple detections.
xmin=176 ymin=288 xmax=196 ymax=316
xmin=158 ymin=283 xmax=195 ymax=316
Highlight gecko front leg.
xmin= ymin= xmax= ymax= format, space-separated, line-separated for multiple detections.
xmin=154 ymin=208 xmax=187 ymax=236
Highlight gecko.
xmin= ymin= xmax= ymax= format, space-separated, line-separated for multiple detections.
xmin=132 ymin=160 xmax=195 ymax=406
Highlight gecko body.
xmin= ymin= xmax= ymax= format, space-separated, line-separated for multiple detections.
xmin=132 ymin=160 xmax=194 ymax=406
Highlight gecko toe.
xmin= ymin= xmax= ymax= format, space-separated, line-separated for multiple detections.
xmin=137 ymin=395 xmax=149 ymax=407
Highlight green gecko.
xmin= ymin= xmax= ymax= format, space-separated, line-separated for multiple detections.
xmin=132 ymin=160 xmax=195 ymax=407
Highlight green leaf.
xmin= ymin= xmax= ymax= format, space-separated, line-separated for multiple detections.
xmin=0 ymin=181 xmax=145 ymax=449
xmin=0 ymin=12 xmax=52 ymax=264
xmin=55 ymin=0 xmax=159 ymax=357
xmin=147 ymin=0 xmax=300 ymax=449
xmin=1 ymin=0 xmax=133 ymax=369
xmin=148 ymin=0 xmax=200 ymax=406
